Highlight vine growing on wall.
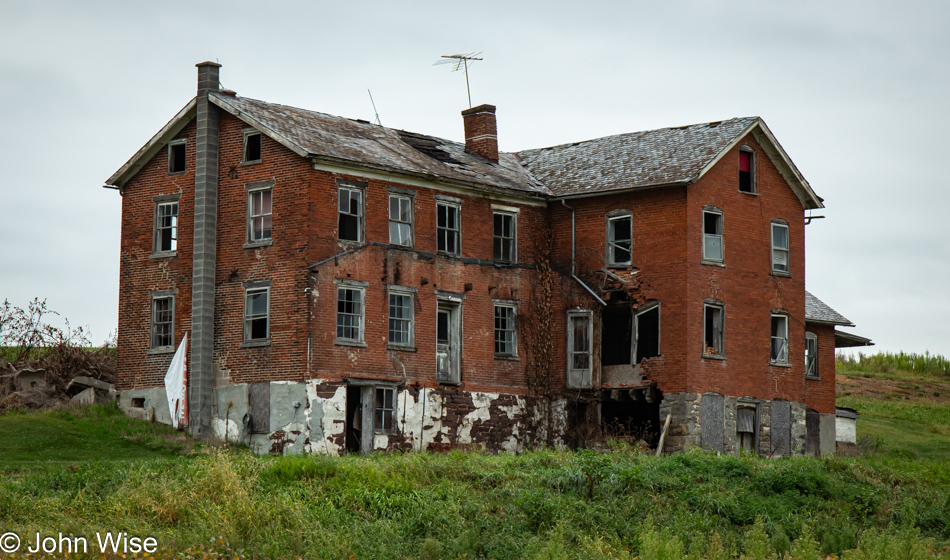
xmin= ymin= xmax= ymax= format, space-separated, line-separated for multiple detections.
xmin=520 ymin=232 xmax=556 ymax=447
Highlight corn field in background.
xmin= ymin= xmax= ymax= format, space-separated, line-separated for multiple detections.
xmin=836 ymin=351 xmax=950 ymax=377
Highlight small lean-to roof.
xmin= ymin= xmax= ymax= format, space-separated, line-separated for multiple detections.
xmin=516 ymin=117 xmax=823 ymax=209
xmin=207 ymin=93 xmax=550 ymax=197
xmin=834 ymin=331 xmax=874 ymax=348
xmin=805 ymin=291 xmax=854 ymax=326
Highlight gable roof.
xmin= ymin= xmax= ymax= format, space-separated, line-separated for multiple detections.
xmin=805 ymin=290 xmax=854 ymax=326
xmin=516 ymin=117 xmax=824 ymax=209
xmin=105 ymin=98 xmax=197 ymax=188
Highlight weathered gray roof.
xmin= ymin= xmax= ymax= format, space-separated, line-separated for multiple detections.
xmin=209 ymin=93 xmax=550 ymax=197
xmin=516 ymin=117 xmax=759 ymax=197
xmin=805 ymin=291 xmax=854 ymax=326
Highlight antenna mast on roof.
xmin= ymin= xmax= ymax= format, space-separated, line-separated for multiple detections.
xmin=367 ymin=89 xmax=382 ymax=126
xmin=434 ymin=52 xmax=483 ymax=108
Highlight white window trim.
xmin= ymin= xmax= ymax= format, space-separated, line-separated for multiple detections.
xmin=805 ymin=331 xmax=819 ymax=379
xmin=388 ymin=193 xmax=413 ymax=247
xmin=338 ymin=185 xmax=365 ymax=243
xmin=150 ymin=294 xmax=175 ymax=350
xmin=373 ymin=385 xmax=396 ymax=434
xmin=247 ymin=186 xmax=273 ymax=244
xmin=567 ymin=308 xmax=593 ymax=383
xmin=492 ymin=210 xmax=517 ymax=264
xmin=167 ymin=139 xmax=186 ymax=174
xmin=335 ymin=281 xmax=366 ymax=346
xmin=771 ymin=222 xmax=790 ymax=274
xmin=243 ymin=286 xmax=270 ymax=342
xmin=387 ymin=287 xmax=415 ymax=349
xmin=606 ymin=213 xmax=633 ymax=266
xmin=770 ymin=313 xmax=790 ymax=365
xmin=242 ymin=130 xmax=262 ymax=164
xmin=702 ymin=208 xmax=724 ymax=263
xmin=493 ymin=301 xmax=518 ymax=358
xmin=436 ymin=201 xmax=461 ymax=256
xmin=703 ymin=302 xmax=725 ymax=358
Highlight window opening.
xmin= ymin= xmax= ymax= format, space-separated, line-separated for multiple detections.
xmin=494 ymin=304 xmax=516 ymax=355
xmin=156 ymin=202 xmax=178 ymax=253
xmin=737 ymin=406 xmax=756 ymax=452
xmin=607 ymin=215 xmax=632 ymax=265
xmin=601 ymin=304 xmax=632 ymax=366
xmin=704 ymin=304 xmax=724 ymax=356
xmin=437 ymin=202 xmax=460 ymax=255
xmin=771 ymin=223 xmax=789 ymax=273
xmin=338 ymin=187 xmax=363 ymax=242
xmin=388 ymin=194 xmax=412 ymax=247
xmin=739 ymin=150 xmax=754 ymax=193
xmin=244 ymin=132 xmax=262 ymax=162
xmin=337 ymin=287 xmax=363 ymax=342
xmin=703 ymin=210 xmax=723 ymax=262
xmin=244 ymin=288 xmax=269 ymax=341
xmin=388 ymin=292 xmax=413 ymax=346
xmin=635 ymin=304 xmax=660 ymax=363
xmin=248 ymin=189 xmax=272 ymax=242
xmin=493 ymin=212 xmax=516 ymax=263
xmin=151 ymin=296 xmax=174 ymax=348
xmin=168 ymin=142 xmax=186 ymax=173
xmin=436 ymin=303 xmax=461 ymax=383
xmin=374 ymin=386 xmax=395 ymax=433
xmin=805 ymin=332 xmax=819 ymax=378
xmin=771 ymin=314 xmax=789 ymax=364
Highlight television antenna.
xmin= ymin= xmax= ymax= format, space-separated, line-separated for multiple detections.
xmin=434 ymin=52 xmax=483 ymax=108
xmin=367 ymin=89 xmax=382 ymax=126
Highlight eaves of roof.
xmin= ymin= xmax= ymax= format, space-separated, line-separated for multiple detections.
xmin=104 ymin=98 xmax=197 ymax=187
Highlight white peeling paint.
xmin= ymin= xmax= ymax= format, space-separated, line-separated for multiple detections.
xmin=212 ymin=417 xmax=241 ymax=443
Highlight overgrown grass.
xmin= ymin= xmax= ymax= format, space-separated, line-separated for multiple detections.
xmin=2 ymin=447 xmax=950 ymax=558
xmin=837 ymin=350 xmax=950 ymax=379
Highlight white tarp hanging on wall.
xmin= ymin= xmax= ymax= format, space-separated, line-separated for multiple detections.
xmin=164 ymin=333 xmax=188 ymax=429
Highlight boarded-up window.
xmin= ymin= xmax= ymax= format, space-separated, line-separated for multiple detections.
xmin=771 ymin=401 xmax=791 ymax=457
xmin=701 ymin=393 xmax=724 ymax=452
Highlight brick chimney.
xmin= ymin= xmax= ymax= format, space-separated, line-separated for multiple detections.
xmin=462 ymin=104 xmax=498 ymax=163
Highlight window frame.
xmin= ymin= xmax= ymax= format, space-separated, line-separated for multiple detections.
xmin=387 ymin=286 xmax=415 ymax=349
xmin=167 ymin=139 xmax=186 ymax=174
xmin=702 ymin=207 xmax=724 ymax=263
xmin=246 ymin=185 xmax=273 ymax=245
xmin=436 ymin=200 xmax=461 ymax=256
xmin=242 ymin=130 xmax=262 ymax=164
xmin=771 ymin=221 xmax=790 ymax=275
xmin=388 ymin=193 xmax=413 ymax=247
xmin=736 ymin=403 xmax=758 ymax=453
xmin=492 ymin=210 xmax=517 ymax=264
xmin=805 ymin=331 xmax=819 ymax=379
xmin=770 ymin=313 xmax=790 ymax=365
xmin=154 ymin=200 xmax=179 ymax=255
xmin=335 ymin=281 xmax=366 ymax=346
xmin=243 ymin=286 xmax=270 ymax=343
xmin=566 ymin=308 xmax=593 ymax=388
xmin=493 ymin=301 xmax=518 ymax=358
xmin=373 ymin=386 xmax=396 ymax=434
xmin=703 ymin=300 xmax=725 ymax=358
xmin=738 ymin=146 xmax=756 ymax=194
xmin=606 ymin=212 xmax=633 ymax=267
xmin=150 ymin=293 xmax=175 ymax=351
xmin=338 ymin=183 xmax=365 ymax=243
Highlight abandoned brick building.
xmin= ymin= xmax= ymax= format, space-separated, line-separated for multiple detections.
xmin=106 ymin=62 xmax=872 ymax=456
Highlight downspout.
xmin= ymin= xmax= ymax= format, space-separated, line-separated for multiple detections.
xmin=560 ymin=199 xmax=606 ymax=307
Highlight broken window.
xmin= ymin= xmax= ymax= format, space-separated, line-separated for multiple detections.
xmin=493 ymin=211 xmax=516 ymax=263
xmin=494 ymin=303 xmax=517 ymax=356
xmin=168 ymin=140 xmax=186 ymax=173
xmin=337 ymin=286 xmax=364 ymax=342
xmin=248 ymin=188 xmax=273 ymax=242
xmin=338 ymin=186 xmax=363 ymax=242
xmin=567 ymin=309 xmax=593 ymax=389
xmin=771 ymin=314 xmax=789 ymax=364
xmin=703 ymin=209 xmax=723 ymax=262
xmin=601 ymin=304 xmax=632 ymax=366
xmin=155 ymin=201 xmax=178 ymax=253
xmin=703 ymin=302 xmax=724 ymax=356
xmin=635 ymin=303 xmax=660 ymax=363
xmin=244 ymin=287 xmax=269 ymax=341
xmin=151 ymin=296 xmax=174 ymax=349
xmin=388 ymin=194 xmax=413 ymax=247
xmin=243 ymin=131 xmax=262 ymax=163
xmin=771 ymin=222 xmax=789 ymax=273
xmin=388 ymin=289 xmax=413 ymax=347
xmin=374 ymin=386 xmax=395 ymax=433
xmin=737 ymin=405 xmax=757 ymax=452
xmin=805 ymin=331 xmax=818 ymax=377
xmin=437 ymin=201 xmax=460 ymax=255
xmin=739 ymin=148 xmax=755 ymax=193
xmin=607 ymin=214 xmax=632 ymax=266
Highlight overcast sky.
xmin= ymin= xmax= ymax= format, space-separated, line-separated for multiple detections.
xmin=1 ymin=1 xmax=947 ymax=356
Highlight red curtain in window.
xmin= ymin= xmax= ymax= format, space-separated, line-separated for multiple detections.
xmin=739 ymin=151 xmax=751 ymax=172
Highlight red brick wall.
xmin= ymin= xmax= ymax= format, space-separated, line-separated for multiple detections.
xmin=686 ymin=133 xmax=807 ymax=402
xmin=804 ymin=323 xmax=836 ymax=414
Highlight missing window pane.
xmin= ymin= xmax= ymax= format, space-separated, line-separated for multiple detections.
xmin=244 ymin=133 xmax=262 ymax=162
xmin=169 ymin=143 xmax=186 ymax=173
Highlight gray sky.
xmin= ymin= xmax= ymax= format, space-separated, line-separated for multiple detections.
xmin=1 ymin=1 xmax=947 ymax=356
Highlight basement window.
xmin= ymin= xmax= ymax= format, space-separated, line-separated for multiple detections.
xmin=703 ymin=301 xmax=724 ymax=357
xmin=244 ymin=287 xmax=269 ymax=341
xmin=437 ymin=201 xmax=461 ymax=256
xmin=337 ymin=285 xmax=365 ymax=343
xmin=338 ymin=185 xmax=364 ymax=242
xmin=607 ymin=214 xmax=632 ymax=266
xmin=154 ymin=201 xmax=178 ymax=253
xmin=771 ymin=221 xmax=790 ymax=274
xmin=737 ymin=405 xmax=757 ymax=452
xmin=243 ymin=131 xmax=262 ymax=163
xmin=151 ymin=295 xmax=174 ymax=349
xmin=805 ymin=332 xmax=819 ymax=378
xmin=388 ymin=194 xmax=413 ymax=247
xmin=770 ymin=314 xmax=789 ymax=365
xmin=494 ymin=302 xmax=517 ymax=357
xmin=247 ymin=187 xmax=273 ymax=243
xmin=739 ymin=148 xmax=755 ymax=193
xmin=168 ymin=140 xmax=186 ymax=173
xmin=702 ymin=208 xmax=723 ymax=263
xmin=493 ymin=211 xmax=517 ymax=263
xmin=374 ymin=386 xmax=395 ymax=433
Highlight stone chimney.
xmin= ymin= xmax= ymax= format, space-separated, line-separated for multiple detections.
xmin=462 ymin=104 xmax=498 ymax=163
xmin=190 ymin=61 xmax=221 ymax=439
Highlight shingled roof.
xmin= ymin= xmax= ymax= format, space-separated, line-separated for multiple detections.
xmin=805 ymin=291 xmax=854 ymax=326
xmin=208 ymin=94 xmax=550 ymax=197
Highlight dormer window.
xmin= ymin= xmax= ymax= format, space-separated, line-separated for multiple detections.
xmin=168 ymin=140 xmax=186 ymax=173
xmin=243 ymin=131 xmax=262 ymax=163
xmin=739 ymin=147 xmax=755 ymax=193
